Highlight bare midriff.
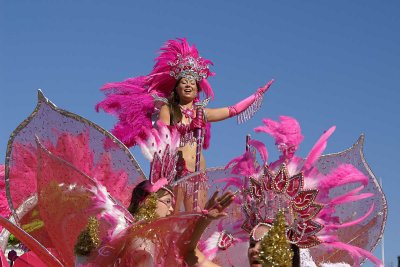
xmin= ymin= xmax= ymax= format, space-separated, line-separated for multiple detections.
xmin=178 ymin=142 xmax=206 ymax=173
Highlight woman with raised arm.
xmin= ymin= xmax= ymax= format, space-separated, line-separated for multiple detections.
xmin=96 ymin=38 xmax=273 ymax=211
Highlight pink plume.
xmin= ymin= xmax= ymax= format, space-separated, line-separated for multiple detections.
xmin=248 ymin=139 xmax=268 ymax=164
xmin=319 ymin=164 xmax=369 ymax=190
xmin=320 ymin=240 xmax=383 ymax=267
xmin=329 ymin=186 xmax=374 ymax=206
xmin=215 ymin=177 xmax=243 ymax=191
xmin=96 ymin=77 xmax=155 ymax=148
xmin=324 ymin=203 xmax=374 ymax=230
xmin=255 ymin=116 xmax=304 ymax=148
xmin=303 ymin=126 xmax=336 ymax=172
xmin=225 ymin=151 xmax=257 ymax=177
xmin=146 ymin=178 xmax=168 ymax=193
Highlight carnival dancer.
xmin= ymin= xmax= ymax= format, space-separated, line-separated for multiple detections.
xmin=96 ymin=38 xmax=274 ymax=211
xmin=200 ymin=116 xmax=386 ymax=266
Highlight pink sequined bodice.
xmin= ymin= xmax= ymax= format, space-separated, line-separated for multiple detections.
xmin=175 ymin=122 xmax=197 ymax=147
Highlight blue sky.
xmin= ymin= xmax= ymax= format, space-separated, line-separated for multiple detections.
xmin=1 ymin=1 xmax=399 ymax=265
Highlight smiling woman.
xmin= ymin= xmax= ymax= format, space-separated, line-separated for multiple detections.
xmin=96 ymin=38 xmax=273 ymax=212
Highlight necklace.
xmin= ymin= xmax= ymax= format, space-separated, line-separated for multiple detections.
xmin=179 ymin=105 xmax=195 ymax=119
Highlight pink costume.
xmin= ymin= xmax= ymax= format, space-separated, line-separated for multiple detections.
xmin=196 ymin=116 xmax=386 ymax=266
xmin=96 ymin=38 xmax=273 ymax=199
xmin=0 ymin=90 xmax=212 ymax=266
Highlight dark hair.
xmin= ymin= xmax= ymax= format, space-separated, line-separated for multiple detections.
xmin=127 ymin=180 xmax=173 ymax=215
xmin=291 ymin=244 xmax=300 ymax=267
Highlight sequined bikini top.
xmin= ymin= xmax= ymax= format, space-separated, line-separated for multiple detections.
xmin=175 ymin=122 xmax=198 ymax=147
xmin=172 ymin=105 xmax=205 ymax=147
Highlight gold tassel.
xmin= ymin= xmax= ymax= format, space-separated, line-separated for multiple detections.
xmin=134 ymin=193 xmax=159 ymax=222
xmin=258 ymin=210 xmax=293 ymax=267
xmin=74 ymin=216 xmax=100 ymax=256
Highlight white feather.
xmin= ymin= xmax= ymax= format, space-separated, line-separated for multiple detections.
xmin=202 ymin=231 xmax=220 ymax=260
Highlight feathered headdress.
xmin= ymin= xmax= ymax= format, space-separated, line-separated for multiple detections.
xmin=96 ymin=38 xmax=214 ymax=148
xmin=149 ymin=38 xmax=215 ymax=99
xmin=136 ymin=122 xmax=180 ymax=193
xmin=226 ymin=117 xmax=383 ymax=266
xmin=255 ymin=115 xmax=304 ymax=153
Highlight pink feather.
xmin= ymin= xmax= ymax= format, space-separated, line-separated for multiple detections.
xmin=225 ymin=151 xmax=256 ymax=177
xmin=329 ymin=186 xmax=374 ymax=206
xmin=254 ymin=116 xmax=304 ymax=148
xmin=303 ymin=126 xmax=336 ymax=172
xmin=215 ymin=177 xmax=243 ymax=191
xmin=146 ymin=178 xmax=168 ymax=193
xmin=320 ymin=240 xmax=383 ymax=267
xmin=248 ymin=139 xmax=268 ymax=164
xmin=319 ymin=164 xmax=369 ymax=190
xmin=324 ymin=203 xmax=374 ymax=230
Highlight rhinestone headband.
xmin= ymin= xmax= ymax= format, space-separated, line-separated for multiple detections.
xmin=168 ymin=54 xmax=210 ymax=81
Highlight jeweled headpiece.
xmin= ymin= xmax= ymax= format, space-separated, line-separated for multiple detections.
xmin=168 ymin=54 xmax=210 ymax=81
xmin=242 ymin=163 xmax=324 ymax=248
xmin=150 ymin=38 xmax=215 ymax=99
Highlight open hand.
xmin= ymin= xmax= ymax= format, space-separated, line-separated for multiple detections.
xmin=203 ymin=190 xmax=235 ymax=220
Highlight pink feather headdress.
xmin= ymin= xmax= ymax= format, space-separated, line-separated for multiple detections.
xmin=223 ymin=117 xmax=383 ymax=266
xmin=255 ymin=116 xmax=304 ymax=153
xmin=149 ymin=38 xmax=215 ymax=99
xmin=96 ymin=38 xmax=214 ymax=148
xmin=136 ymin=122 xmax=180 ymax=193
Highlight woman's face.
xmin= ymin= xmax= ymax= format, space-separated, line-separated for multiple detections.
xmin=155 ymin=192 xmax=174 ymax=218
xmin=175 ymin=78 xmax=198 ymax=103
xmin=248 ymin=225 xmax=271 ymax=267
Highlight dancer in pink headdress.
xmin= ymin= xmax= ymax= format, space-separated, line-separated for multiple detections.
xmin=96 ymin=38 xmax=273 ymax=211
xmin=198 ymin=116 xmax=386 ymax=266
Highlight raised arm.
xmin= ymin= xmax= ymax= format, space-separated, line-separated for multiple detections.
xmin=205 ymin=79 xmax=274 ymax=123
xmin=159 ymin=104 xmax=171 ymax=125
xmin=185 ymin=191 xmax=235 ymax=266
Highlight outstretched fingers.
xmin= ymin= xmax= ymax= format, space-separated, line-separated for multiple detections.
xmin=258 ymin=79 xmax=275 ymax=94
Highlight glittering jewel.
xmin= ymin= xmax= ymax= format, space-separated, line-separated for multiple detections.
xmin=180 ymin=105 xmax=195 ymax=119
xmin=241 ymin=164 xmax=324 ymax=248
xmin=169 ymin=54 xmax=210 ymax=81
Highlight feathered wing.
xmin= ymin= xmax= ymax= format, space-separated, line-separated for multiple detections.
xmin=96 ymin=76 xmax=156 ymax=147
xmin=308 ymin=135 xmax=386 ymax=266
xmin=3 ymin=90 xmax=146 ymax=265
xmin=302 ymin=126 xmax=336 ymax=174
xmin=5 ymin=90 xmax=144 ymax=217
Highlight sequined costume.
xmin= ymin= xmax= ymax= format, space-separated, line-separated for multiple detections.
xmin=176 ymin=156 xmax=208 ymax=194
